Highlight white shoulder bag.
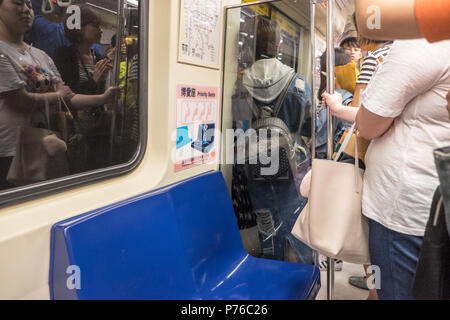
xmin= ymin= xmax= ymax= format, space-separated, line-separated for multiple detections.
xmin=291 ymin=124 xmax=370 ymax=264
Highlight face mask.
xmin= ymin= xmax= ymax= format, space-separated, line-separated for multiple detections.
xmin=335 ymin=62 xmax=359 ymax=94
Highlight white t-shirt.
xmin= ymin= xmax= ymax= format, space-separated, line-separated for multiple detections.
xmin=0 ymin=41 xmax=62 ymax=157
xmin=361 ymin=39 xmax=450 ymax=236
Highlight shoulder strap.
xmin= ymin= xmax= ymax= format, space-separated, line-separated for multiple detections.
xmin=249 ymin=71 xmax=297 ymax=121
xmin=433 ymin=195 xmax=444 ymax=227
xmin=273 ymin=71 xmax=297 ymax=117
xmin=334 ymin=123 xmax=356 ymax=162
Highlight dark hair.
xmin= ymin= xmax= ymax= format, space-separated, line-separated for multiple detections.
xmin=64 ymin=4 xmax=101 ymax=45
xmin=352 ymin=12 xmax=388 ymax=46
xmin=318 ymin=48 xmax=351 ymax=101
xmin=255 ymin=16 xmax=281 ymax=60
xmin=340 ymin=37 xmax=360 ymax=49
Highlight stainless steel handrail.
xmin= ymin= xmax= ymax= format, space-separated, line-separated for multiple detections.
xmin=326 ymin=0 xmax=335 ymax=301
xmin=310 ymin=1 xmax=316 ymax=159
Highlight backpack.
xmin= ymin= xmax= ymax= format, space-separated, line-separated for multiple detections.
xmin=245 ymin=72 xmax=299 ymax=182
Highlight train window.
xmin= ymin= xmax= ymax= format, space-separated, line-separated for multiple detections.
xmin=222 ymin=2 xmax=313 ymax=264
xmin=0 ymin=0 xmax=145 ymax=202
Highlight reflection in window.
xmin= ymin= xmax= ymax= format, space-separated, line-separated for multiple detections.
xmin=223 ymin=4 xmax=313 ymax=264
xmin=0 ymin=0 xmax=140 ymax=191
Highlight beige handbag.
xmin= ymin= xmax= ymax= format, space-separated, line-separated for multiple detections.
xmin=291 ymin=124 xmax=370 ymax=264
xmin=7 ymin=97 xmax=69 ymax=186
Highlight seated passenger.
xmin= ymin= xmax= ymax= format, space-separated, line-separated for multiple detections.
xmin=232 ymin=16 xmax=313 ymax=264
xmin=0 ymin=0 xmax=120 ymax=189
xmin=53 ymin=4 xmax=113 ymax=173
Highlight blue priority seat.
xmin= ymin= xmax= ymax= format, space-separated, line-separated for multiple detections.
xmin=50 ymin=171 xmax=320 ymax=300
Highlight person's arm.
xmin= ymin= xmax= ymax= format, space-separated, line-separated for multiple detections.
xmin=1 ymin=84 xmax=73 ymax=113
xmin=355 ymin=106 xmax=394 ymax=140
xmin=1 ymin=88 xmax=60 ymax=112
xmin=69 ymin=86 xmax=121 ymax=110
xmin=355 ymin=0 xmax=422 ymax=40
xmin=322 ymin=92 xmax=359 ymax=123
xmin=2 ymin=83 xmax=120 ymax=112
xmin=321 ymin=55 xmax=373 ymax=123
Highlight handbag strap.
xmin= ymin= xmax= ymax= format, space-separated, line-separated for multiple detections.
xmin=433 ymin=195 xmax=444 ymax=227
xmin=333 ymin=123 xmax=361 ymax=194
xmin=44 ymin=96 xmax=50 ymax=129
xmin=57 ymin=94 xmax=74 ymax=119
xmin=354 ymin=129 xmax=360 ymax=193
xmin=334 ymin=123 xmax=356 ymax=162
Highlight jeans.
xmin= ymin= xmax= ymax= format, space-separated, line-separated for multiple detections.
xmin=435 ymin=146 xmax=450 ymax=236
xmin=246 ymin=143 xmax=314 ymax=264
xmin=247 ymin=176 xmax=313 ymax=264
xmin=368 ymin=219 xmax=423 ymax=300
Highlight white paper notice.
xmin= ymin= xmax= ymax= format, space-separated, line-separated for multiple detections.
xmin=179 ymin=0 xmax=221 ymax=68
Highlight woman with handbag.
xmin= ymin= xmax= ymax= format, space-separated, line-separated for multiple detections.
xmin=323 ymin=39 xmax=450 ymax=299
xmin=53 ymin=4 xmax=113 ymax=173
xmin=0 ymin=0 xmax=120 ymax=189
xmin=317 ymin=16 xmax=394 ymax=300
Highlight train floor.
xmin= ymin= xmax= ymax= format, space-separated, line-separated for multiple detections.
xmin=316 ymin=262 xmax=369 ymax=300
xmin=240 ymin=227 xmax=369 ymax=300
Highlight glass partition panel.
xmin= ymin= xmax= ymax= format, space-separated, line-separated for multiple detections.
xmin=0 ymin=0 xmax=141 ymax=193
xmin=222 ymin=1 xmax=313 ymax=264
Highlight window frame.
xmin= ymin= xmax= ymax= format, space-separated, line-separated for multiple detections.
xmin=0 ymin=0 xmax=149 ymax=208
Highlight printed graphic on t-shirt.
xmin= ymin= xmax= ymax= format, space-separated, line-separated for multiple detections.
xmin=21 ymin=63 xmax=56 ymax=93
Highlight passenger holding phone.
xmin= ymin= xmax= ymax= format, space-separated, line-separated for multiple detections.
xmin=53 ymin=4 xmax=114 ymax=173
xmin=0 ymin=0 xmax=120 ymax=189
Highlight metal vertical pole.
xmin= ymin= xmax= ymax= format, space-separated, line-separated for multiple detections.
xmin=110 ymin=0 xmax=126 ymax=163
xmin=310 ymin=0 xmax=321 ymax=275
xmin=113 ymin=0 xmax=126 ymax=86
xmin=310 ymin=1 xmax=316 ymax=159
xmin=326 ymin=0 xmax=335 ymax=301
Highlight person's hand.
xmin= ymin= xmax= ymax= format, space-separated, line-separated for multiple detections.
xmin=43 ymin=134 xmax=67 ymax=157
xmin=105 ymin=47 xmax=116 ymax=61
xmin=93 ymin=59 xmax=113 ymax=84
xmin=322 ymin=92 xmax=345 ymax=117
xmin=56 ymin=85 xmax=74 ymax=102
xmin=102 ymin=86 xmax=122 ymax=104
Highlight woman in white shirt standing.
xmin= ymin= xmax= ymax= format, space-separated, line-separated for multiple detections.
xmin=323 ymin=39 xmax=450 ymax=299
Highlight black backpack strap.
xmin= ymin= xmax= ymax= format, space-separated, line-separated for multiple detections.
xmin=248 ymin=97 xmax=262 ymax=120
xmin=273 ymin=71 xmax=297 ymax=117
